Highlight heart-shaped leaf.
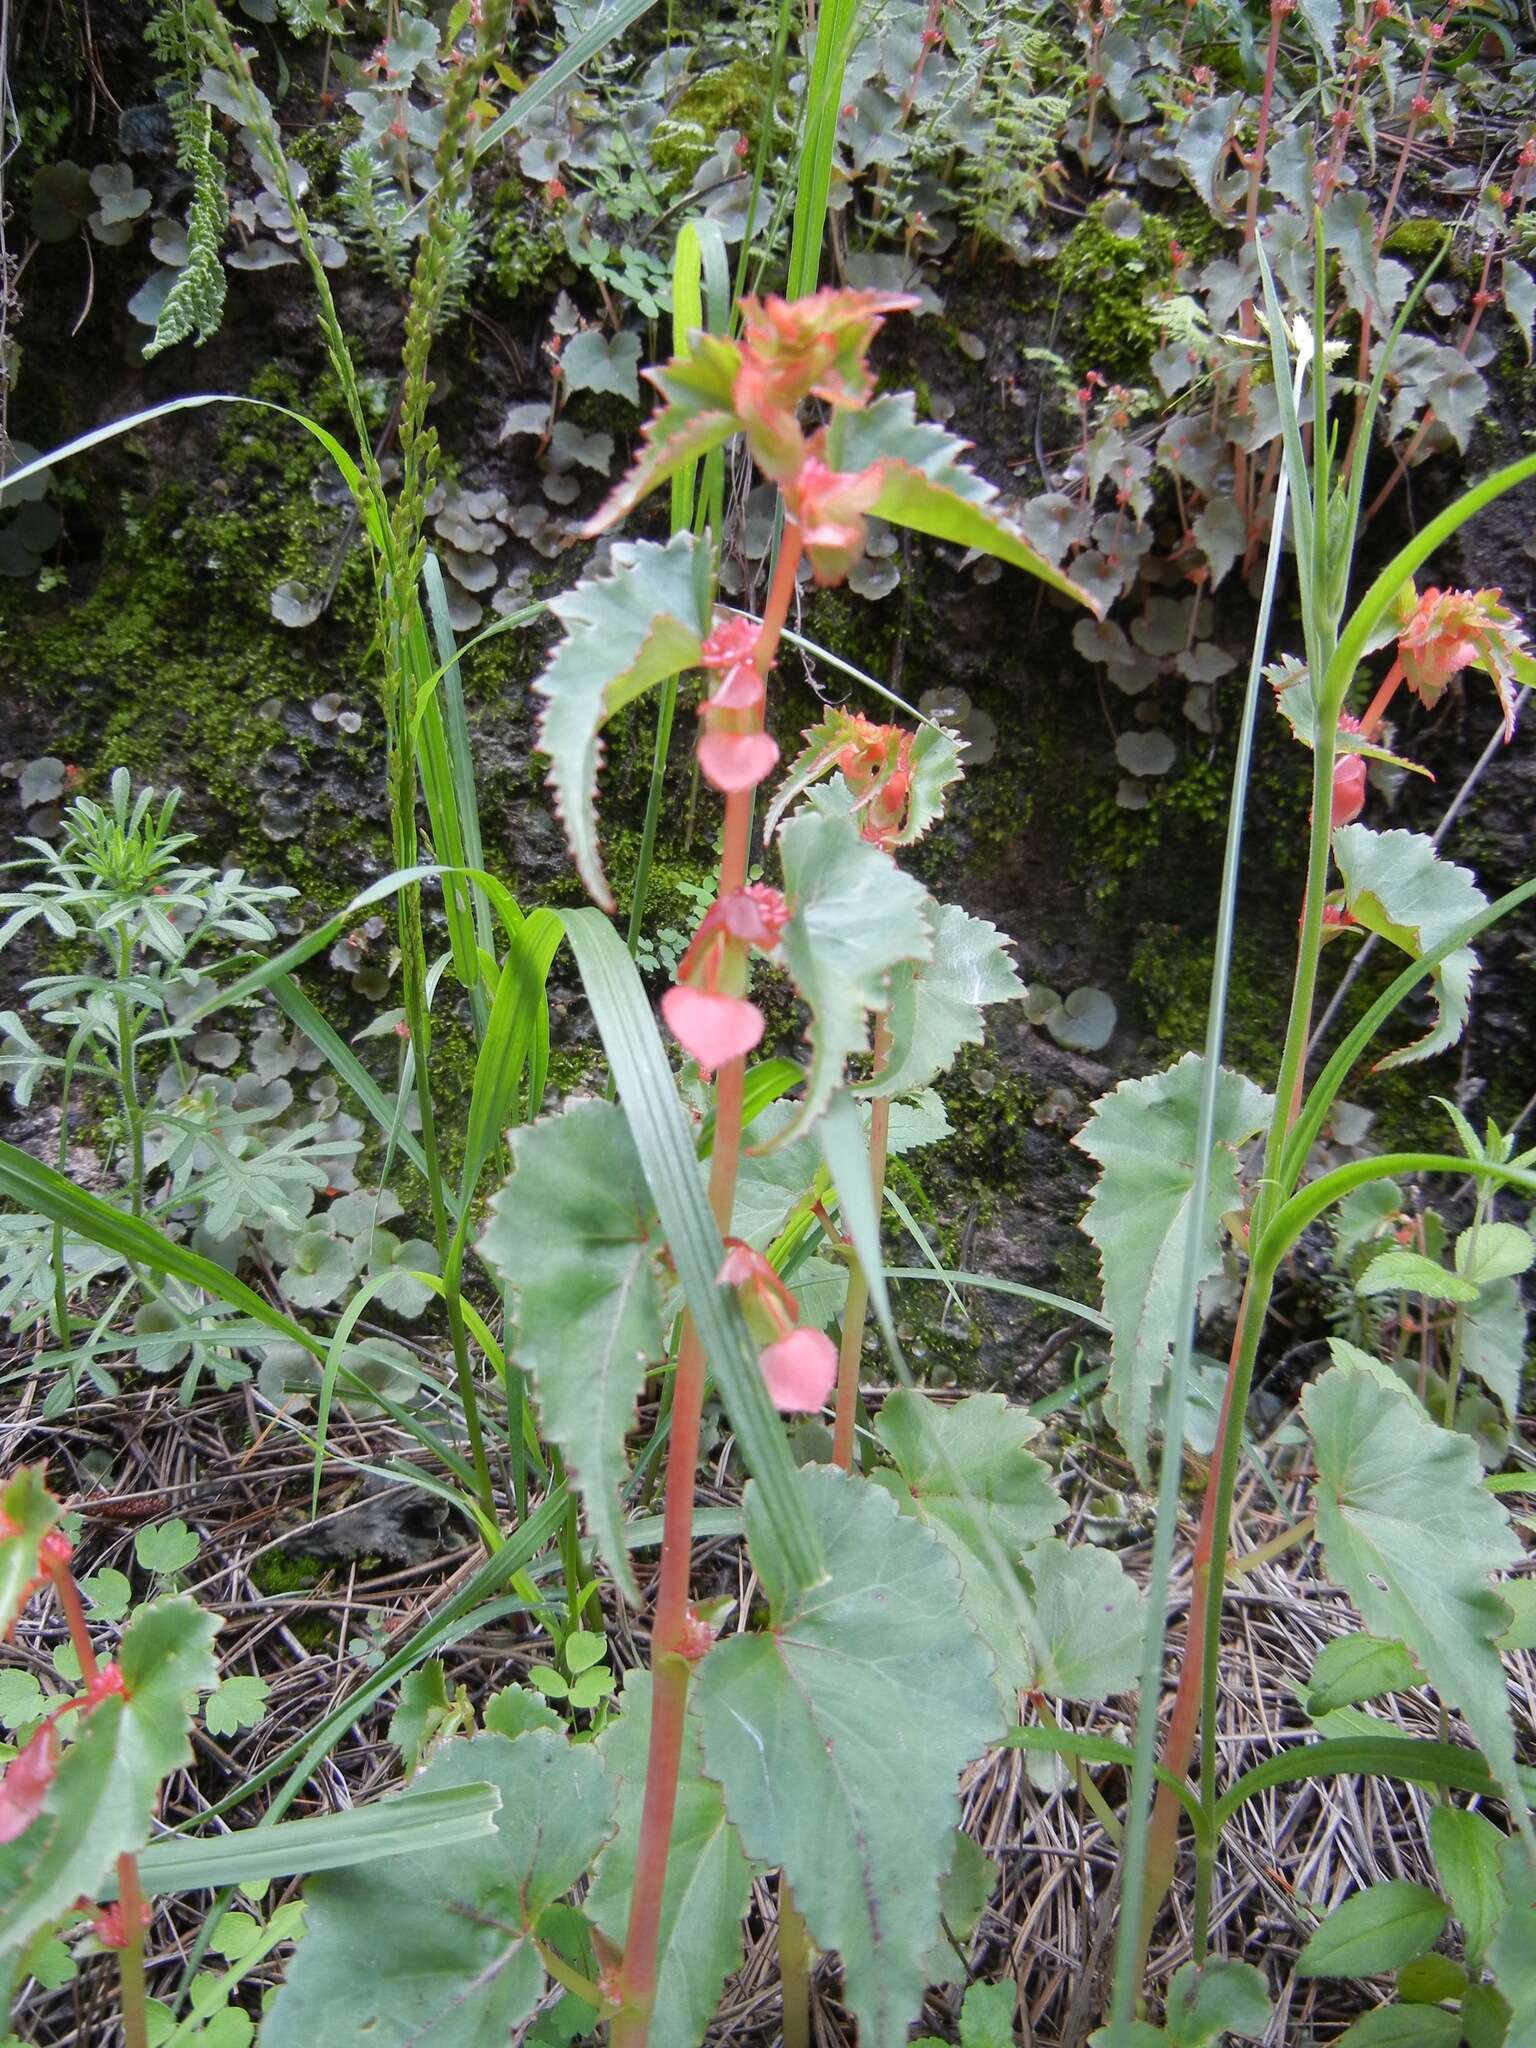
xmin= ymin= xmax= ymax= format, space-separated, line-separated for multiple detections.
xmin=695 ymin=1467 xmax=1001 ymax=2048
xmin=263 ymin=1732 xmax=613 ymax=2048
xmin=479 ymin=1101 xmax=663 ymax=1602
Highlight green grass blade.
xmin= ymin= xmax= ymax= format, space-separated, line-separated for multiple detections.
xmin=787 ymin=0 xmax=860 ymax=298
xmin=0 ymin=1140 xmax=322 ymax=1360
xmin=1214 ymin=1737 xmax=1503 ymax=1830
xmin=268 ymin=971 xmax=436 ymax=1190
xmin=472 ymin=0 xmax=660 ymax=157
xmin=423 ymin=554 xmax=496 ymax=969
xmin=881 ymin=1268 xmax=1110 ymax=1331
xmin=130 ymin=1785 xmax=501 ymax=1897
xmin=559 ymin=907 xmax=824 ymax=1592
xmin=819 ymin=1089 xmax=906 ymax=1371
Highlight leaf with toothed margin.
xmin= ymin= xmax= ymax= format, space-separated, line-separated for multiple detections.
xmin=0 ymin=1598 xmax=218 ymax=1964
xmin=694 ymin=1467 xmax=1002 ymax=2048
xmin=586 ymin=1672 xmax=750 ymax=2048
xmin=579 ymin=336 xmax=743 ymax=535
xmin=863 ymin=898 xmax=1024 ymax=1099
xmin=1073 ymin=1054 xmax=1273 ymax=1483
xmin=825 ymin=394 xmax=1100 ymax=611
xmin=1330 ymin=826 xmax=1486 ymax=1070
xmin=1268 ymin=657 xmax=1430 ymax=779
xmin=0 ymin=1467 xmax=59 ymax=1638
xmin=477 ymin=1100 xmax=662 ymax=1603
xmin=773 ymin=808 xmax=932 ymax=1144
xmin=534 ymin=534 xmax=709 ymax=909
xmin=763 ymin=715 xmax=964 ymax=845
xmin=1303 ymin=1360 xmax=1526 ymax=1834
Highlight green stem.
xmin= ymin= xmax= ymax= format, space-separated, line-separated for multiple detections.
xmin=113 ymin=935 xmax=145 ymax=1220
xmin=778 ymin=1880 xmax=812 ymax=2048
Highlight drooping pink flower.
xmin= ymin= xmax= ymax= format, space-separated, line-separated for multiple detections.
xmin=697 ymin=731 xmax=781 ymax=793
xmin=699 ymin=614 xmax=761 ymax=672
xmin=758 ymin=1327 xmax=838 ymax=1412
xmin=91 ymin=1898 xmax=150 ymax=1951
xmin=784 ymin=455 xmax=886 ymax=586
xmin=661 ymin=986 xmax=764 ymax=1072
xmin=1331 ymin=753 xmax=1367 ymax=826
xmin=1394 ymin=586 xmax=1529 ymax=739
xmin=0 ymin=1723 xmax=58 ymax=1845
xmin=709 ymin=883 xmax=790 ymax=951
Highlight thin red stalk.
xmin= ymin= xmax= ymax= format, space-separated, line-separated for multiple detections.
xmin=1360 ymin=657 xmax=1405 ymax=738
xmin=45 ymin=1553 xmax=150 ymax=2048
xmin=613 ymin=530 xmax=804 ymax=2048
xmin=116 ymin=1853 xmax=150 ymax=2048
xmin=832 ymin=1020 xmax=892 ymax=1470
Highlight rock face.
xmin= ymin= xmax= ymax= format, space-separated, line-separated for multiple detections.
xmin=5 ymin=29 xmax=1533 ymax=1393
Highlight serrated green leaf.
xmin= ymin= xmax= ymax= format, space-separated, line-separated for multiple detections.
xmin=1396 ymin=1953 xmax=1468 ymax=2004
xmin=587 ymin=1672 xmax=750 ymax=2048
xmin=0 ymin=1468 xmax=58 ymax=1636
xmin=581 ymin=345 xmax=741 ymax=532
xmin=694 ymin=1467 xmax=1002 ymax=2047
xmin=479 ymin=1100 xmax=663 ymax=1602
xmin=775 ymin=808 xmax=932 ymax=1141
xmin=1429 ymin=1805 xmax=1507 ymax=1965
xmin=1022 ymin=1539 xmax=1146 ymax=1703
xmin=1461 ymin=1275 xmax=1526 ymax=1419
xmin=1356 ymin=1249 xmax=1479 ymax=1304
xmin=1453 ymin=1222 xmax=1534 ymax=1286
xmin=1165 ymin=1958 xmax=1271 ymax=2045
xmin=482 ymin=1687 xmax=562 ymax=1740
xmin=873 ymin=1391 xmax=1064 ymax=1555
xmin=262 ymin=1733 xmax=613 ymax=2048
xmin=534 ymin=534 xmax=708 ymax=908
xmin=1304 ymin=1633 xmax=1420 ymax=1716
xmin=0 ymin=1672 xmax=46 ymax=1734
xmin=826 ymin=394 xmax=1097 ymax=610
xmin=204 ymin=1675 xmax=270 ymax=1740
xmin=949 ymin=1978 xmax=1017 ymax=2047
xmin=0 ymin=1597 xmax=218 ymax=1960
xmin=920 ymin=1830 xmax=998 ymax=1989
xmin=867 ymin=899 xmax=1024 ymax=1099
xmin=1487 ymin=1836 xmax=1536 ymax=2038
xmin=81 ymin=1569 xmax=133 ymax=1622
xmin=1331 ymin=827 xmax=1486 ymax=1070
xmin=387 ymin=1663 xmax=451 ymax=1770
xmin=1074 ymin=1055 xmax=1273 ymax=1481
xmin=1333 ymin=2008 xmax=1462 ymax=2046
xmin=1303 ymin=1362 xmax=1525 ymax=1828
xmin=1298 ymin=1881 xmax=1448 ymax=1978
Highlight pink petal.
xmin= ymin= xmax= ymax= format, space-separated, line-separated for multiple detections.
xmin=661 ymin=986 xmax=764 ymax=1072
xmin=0 ymin=1723 xmax=57 ymax=1846
xmin=1331 ymin=755 xmax=1367 ymax=828
xmin=697 ymin=731 xmax=780 ymax=793
xmin=758 ymin=1327 xmax=838 ymax=1413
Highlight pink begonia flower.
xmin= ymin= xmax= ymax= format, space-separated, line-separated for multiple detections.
xmin=785 ymin=455 xmax=886 ymax=586
xmin=709 ymin=883 xmax=790 ymax=951
xmin=661 ymin=985 xmax=764 ymax=1073
xmin=758 ymin=1327 xmax=838 ymax=1412
xmin=1331 ymin=754 xmax=1367 ymax=827
xmin=702 ymin=663 xmax=766 ymax=716
xmin=1381 ymin=585 xmax=1530 ymax=741
xmin=0 ymin=1723 xmax=57 ymax=1845
xmin=700 ymin=614 xmax=761 ymax=671
xmin=697 ymin=730 xmax=781 ymax=793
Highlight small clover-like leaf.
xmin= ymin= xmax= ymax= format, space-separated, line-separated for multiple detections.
xmin=1165 ymin=1959 xmax=1271 ymax=2046
xmin=534 ymin=534 xmax=708 ymax=908
xmin=204 ymin=1675 xmax=270 ymax=1739
xmin=478 ymin=1100 xmax=663 ymax=1602
xmin=560 ymin=329 xmax=642 ymax=405
xmin=1330 ymin=826 xmax=1486 ymax=1070
xmin=134 ymin=1520 xmax=200 ymax=1577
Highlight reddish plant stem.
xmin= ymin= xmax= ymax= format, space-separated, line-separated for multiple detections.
xmin=1360 ymin=657 xmax=1405 ymax=738
xmin=45 ymin=1552 xmax=150 ymax=2048
xmin=116 ymin=1853 xmax=151 ymax=2048
xmin=613 ymin=529 xmax=804 ymax=2048
xmin=832 ymin=1020 xmax=893 ymax=1471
